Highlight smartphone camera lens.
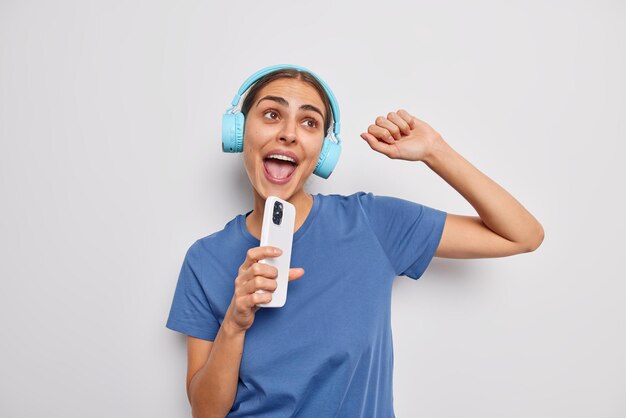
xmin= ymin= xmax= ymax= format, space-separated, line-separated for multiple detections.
xmin=272 ymin=201 xmax=283 ymax=225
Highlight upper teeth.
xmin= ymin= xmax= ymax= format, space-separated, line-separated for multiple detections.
xmin=267 ymin=154 xmax=296 ymax=163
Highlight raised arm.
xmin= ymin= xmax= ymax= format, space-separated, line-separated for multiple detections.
xmin=360 ymin=110 xmax=544 ymax=259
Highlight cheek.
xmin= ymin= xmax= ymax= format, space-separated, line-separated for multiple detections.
xmin=241 ymin=151 xmax=253 ymax=177
xmin=303 ymin=139 xmax=325 ymax=170
xmin=241 ymin=134 xmax=258 ymax=170
xmin=243 ymin=120 xmax=272 ymax=148
xmin=242 ymin=128 xmax=261 ymax=155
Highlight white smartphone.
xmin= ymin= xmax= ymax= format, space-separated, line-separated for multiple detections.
xmin=255 ymin=196 xmax=296 ymax=308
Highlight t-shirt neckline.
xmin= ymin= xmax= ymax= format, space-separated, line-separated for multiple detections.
xmin=237 ymin=194 xmax=321 ymax=245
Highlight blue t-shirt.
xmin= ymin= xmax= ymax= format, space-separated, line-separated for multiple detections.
xmin=166 ymin=192 xmax=447 ymax=417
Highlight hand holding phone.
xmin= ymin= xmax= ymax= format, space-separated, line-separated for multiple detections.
xmin=255 ymin=196 xmax=295 ymax=308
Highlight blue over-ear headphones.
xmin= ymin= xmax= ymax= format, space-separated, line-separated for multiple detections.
xmin=221 ymin=64 xmax=342 ymax=179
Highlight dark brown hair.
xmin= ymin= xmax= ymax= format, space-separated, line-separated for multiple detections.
xmin=240 ymin=68 xmax=333 ymax=135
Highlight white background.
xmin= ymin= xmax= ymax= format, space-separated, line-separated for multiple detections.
xmin=1 ymin=1 xmax=624 ymax=417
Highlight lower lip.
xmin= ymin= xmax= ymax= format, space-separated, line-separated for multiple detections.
xmin=263 ymin=161 xmax=297 ymax=185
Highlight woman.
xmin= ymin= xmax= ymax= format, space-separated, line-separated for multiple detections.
xmin=166 ymin=65 xmax=544 ymax=417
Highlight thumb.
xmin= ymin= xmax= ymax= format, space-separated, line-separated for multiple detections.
xmin=288 ymin=267 xmax=305 ymax=282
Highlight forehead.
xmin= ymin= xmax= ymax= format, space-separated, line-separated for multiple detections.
xmin=255 ymin=78 xmax=325 ymax=111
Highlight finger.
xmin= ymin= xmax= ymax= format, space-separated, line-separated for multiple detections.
xmin=360 ymin=132 xmax=398 ymax=158
xmin=242 ymin=262 xmax=279 ymax=286
xmin=248 ymin=292 xmax=272 ymax=310
xmin=247 ymin=267 xmax=304 ymax=303
xmin=375 ymin=115 xmax=403 ymax=141
xmin=237 ymin=260 xmax=278 ymax=292
xmin=387 ymin=111 xmax=411 ymax=136
xmin=234 ymin=290 xmax=268 ymax=312
xmin=397 ymin=109 xmax=418 ymax=129
xmin=288 ymin=267 xmax=305 ymax=282
xmin=367 ymin=124 xmax=395 ymax=144
xmin=240 ymin=246 xmax=282 ymax=271
xmin=246 ymin=275 xmax=279 ymax=295
xmin=247 ymin=267 xmax=304 ymax=293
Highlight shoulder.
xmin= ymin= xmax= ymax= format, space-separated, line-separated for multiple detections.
xmin=314 ymin=191 xmax=369 ymax=217
xmin=320 ymin=192 xmax=445 ymax=228
xmin=184 ymin=213 xmax=246 ymax=264
xmin=316 ymin=191 xmax=378 ymax=207
xmin=318 ymin=191 xmax=411 ymax=209
xmin=315 ymin=192 xmax=422 ymax=227
xmin=316 ymin=191 xmax=420 ymax=215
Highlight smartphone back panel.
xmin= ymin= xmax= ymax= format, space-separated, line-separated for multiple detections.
xmin=257 ymin=196 xmax=296 ymax=308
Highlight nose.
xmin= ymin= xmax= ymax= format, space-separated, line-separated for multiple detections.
xmin=279 ymin=118 xmax=297 ymax=144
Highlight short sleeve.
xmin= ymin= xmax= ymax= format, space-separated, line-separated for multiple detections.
xmin=165 ymin=242 xmax=220 ymax=341
xmin=357 ymin=192 xmax=447 ymax=280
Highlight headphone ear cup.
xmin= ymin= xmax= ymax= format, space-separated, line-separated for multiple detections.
xmin=222 ymin=112 xmax=245 ymax=153
xmin=314 ymin=137 xmax=342 ymax=179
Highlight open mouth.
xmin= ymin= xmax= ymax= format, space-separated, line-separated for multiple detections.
xmin=263 ymin=154 xmax=298 ymax=183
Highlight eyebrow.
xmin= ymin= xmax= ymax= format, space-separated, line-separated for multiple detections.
xmin=256 ymin=95 xmax=325 ymax=120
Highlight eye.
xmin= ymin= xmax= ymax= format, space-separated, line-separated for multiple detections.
xmin=303 ymin=118 xmax=319 ymax=129
xmin=263 ymin=110 xmax=279 ymax=120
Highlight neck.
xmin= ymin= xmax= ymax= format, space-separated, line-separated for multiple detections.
xmin=245 ymin=189 xmax=314 ymax=240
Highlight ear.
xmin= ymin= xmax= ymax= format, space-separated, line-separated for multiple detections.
xmin=314 ymin=137 xmax=341 ymax=179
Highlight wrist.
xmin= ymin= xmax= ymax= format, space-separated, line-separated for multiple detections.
xmin=222 ymin=316 xmax=247 ymax=338
xmin=423 ymin=135 xmax=451 ymax=168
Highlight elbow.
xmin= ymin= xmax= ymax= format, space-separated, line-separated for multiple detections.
xmin=190 ymin=389 xmax=232 ymax=418
xmin=192 ymin=404 xmax=228 ymax=418
xmin=190 ymin=393 xmax=229 ymax=418
xmin=523 ymin=222 xmax=545 ymax=253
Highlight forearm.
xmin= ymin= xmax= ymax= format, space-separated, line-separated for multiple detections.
xmin=189 ymin=321 xmax=246 ymax=418
xmin=424 ymin=136 xmax=544 ymax=249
